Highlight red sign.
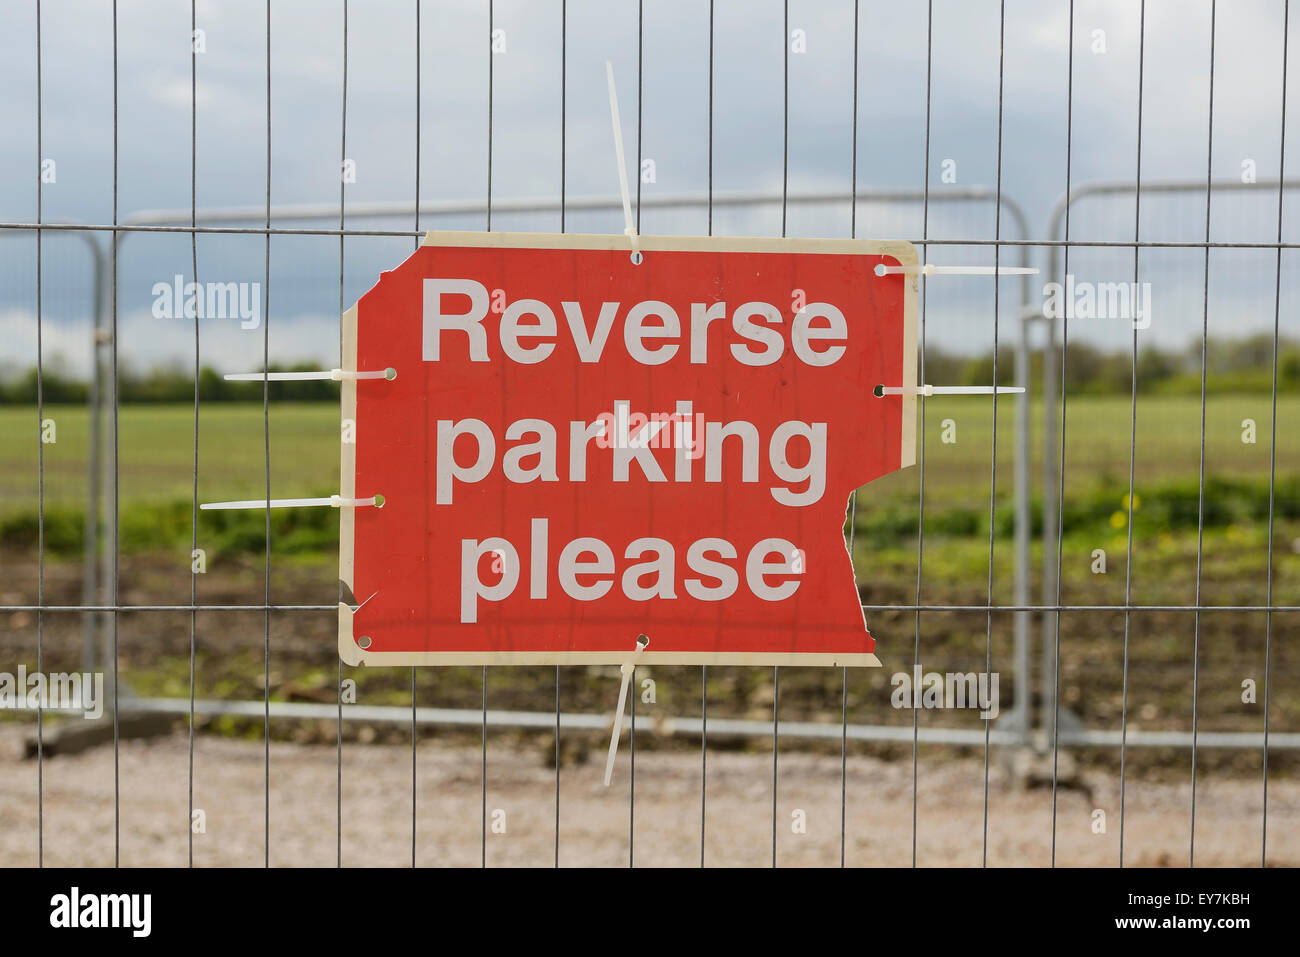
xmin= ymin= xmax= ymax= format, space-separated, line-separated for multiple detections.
xmin=339 ymin=232 xmax=917 ymax=666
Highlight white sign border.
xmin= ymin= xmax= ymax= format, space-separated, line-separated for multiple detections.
xmin=339 ymin=230 xmax=917 ymax=667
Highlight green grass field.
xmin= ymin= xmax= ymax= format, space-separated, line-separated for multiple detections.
xmin=2 ymin=397 xmax=1297 ymax=770
xmin=2 ymin=395 xmax=1295 ymax=512
xmin=5 ymin=395 xmax=1296 ymax=609
xmin=1 ymin=402 xmax=341 ymax=509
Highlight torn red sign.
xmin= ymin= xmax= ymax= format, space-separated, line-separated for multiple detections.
xmin=339 ymin=232 xmax=916 ymax=666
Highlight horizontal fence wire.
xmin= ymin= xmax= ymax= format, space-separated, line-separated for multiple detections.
xmin=7 ymin=220 xmax=1300 ymax=248
xmin=4 ymin=603 xmax=1298 ymax=613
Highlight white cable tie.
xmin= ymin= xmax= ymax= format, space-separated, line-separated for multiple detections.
xmin=876 ymin=385 xmax=1026 ymax=397
xmin=874 ymin=263 xmax=1039 ymax=277
xmin=223 ymin=367 xmax=396 ymax=382
xmin=200 ymin=494 xmax=385 ymax=511
xmin=603 ymin=633 xmax=650 ymax=787
xmin=349 ymin=590 xmax=379 ymax=614
xmin=605 ymin=61 xmax=642 ymax=265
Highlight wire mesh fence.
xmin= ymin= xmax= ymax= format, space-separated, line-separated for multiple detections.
xmin=0 ymin=0 xmax=1296 ymax=867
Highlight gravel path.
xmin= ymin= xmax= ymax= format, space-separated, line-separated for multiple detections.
xmin=1 ymin=726 xmax=1293 ymax=867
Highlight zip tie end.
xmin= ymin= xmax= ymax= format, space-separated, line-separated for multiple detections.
xmin=874 ymin=263 xmax=1040 ymax=278
xmin=603 ymin=634 xmax=650 ymax=786
xmin=876 ymin=384 xmax=1026 ymax=397
xmin=606 ymin=61 xmax=641 ymax=267
xmin=198 ymin=494 xmax=385 ymax=510
xmin=224 ymin=368 xmax=395 ymax=382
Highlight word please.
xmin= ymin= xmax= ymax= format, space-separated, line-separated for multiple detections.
xmin=461 ymin=519 xmax=800 ymax=622
xmin=424 ymin=278 xmax=848 ymax=367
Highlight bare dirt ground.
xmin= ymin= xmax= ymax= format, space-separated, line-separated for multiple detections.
xmin=0 ymin=724 xmax=1293 ymax=867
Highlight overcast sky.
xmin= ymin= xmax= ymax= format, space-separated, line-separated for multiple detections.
xmin=1 ymin=0 xmax=1297 ymax=377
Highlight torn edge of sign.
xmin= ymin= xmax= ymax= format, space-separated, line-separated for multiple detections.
xmin=337 ymin=231 xmax=918 ymax=668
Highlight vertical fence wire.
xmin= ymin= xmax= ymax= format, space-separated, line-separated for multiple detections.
xmin=336 ymin=0 xmax=348 ymax=869
xmin=910 ymin=0 xmax=934 ymax=869
xmin=555 ymin=0 xmax=566 ymax=871
xmin=188 ymin=0 xmax=199 ymax=871
xmin=33 ymin=0 xmax=44 ymax=872
xmin=482 ymin=0 xmax=493 ymax=872
xmin=1262 ymin=0 xmax=1290 ymax=869
xmin=1188 ymin=0 xmax=1218 ymax=869
xmin=1118 ymin=0 xmax=1147 ymax=868
xmin=412 ymin=0 xmax=421 ymax=871
xmin=111 ymin=0 xmax=121 ymax=868
xmin=1049 ymin=0 xmax=1077 ymax=868
xmin=774 ymin=0 xmax=789 ymax=870
xmin=630 ymin=0 xmax=643 ymax=871
xmin=261 ymin=0 xmax=274 ymax=871
xmin=480 ymin=668 xmax=486 ymax=868
xmin=980 ymin=0 xmax=1007 ymax=869
xmin=701 ymin=0 xmax=713 ymax=871
xmin=842 ymin=0 xmax=860 ymax=871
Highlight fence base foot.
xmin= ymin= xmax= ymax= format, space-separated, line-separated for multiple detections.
xmin=1006 ymin=740 xmax=1093 ymax=805
xmin=23 ymin=710 xmax=175 ymax=759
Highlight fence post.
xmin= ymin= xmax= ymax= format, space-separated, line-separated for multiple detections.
xmin=83 ymin=233 xmax=107 ymax=677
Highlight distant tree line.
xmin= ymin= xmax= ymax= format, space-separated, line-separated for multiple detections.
xmin=916 ymin=333 xmax=1300 ymax=396
xmin=0 ymin=335 xmax=1295 ymax=403
xmin=0 ymin=363 xmax=340 ymax=403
